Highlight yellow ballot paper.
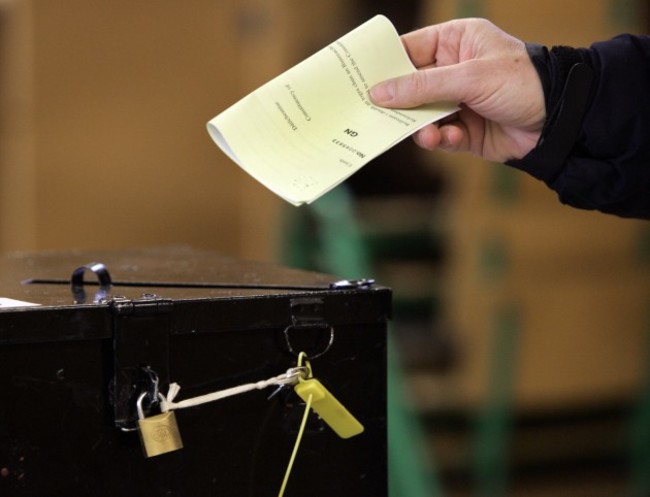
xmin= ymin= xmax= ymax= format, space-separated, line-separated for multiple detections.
xmin=207 ymin=15 xmax=458 ymax=206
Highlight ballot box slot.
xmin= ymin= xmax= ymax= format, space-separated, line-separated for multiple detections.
xmin=24 ymin=277 xmax=374 ymax=292
xmin=22 ymin=260 xmax=376 ymax=295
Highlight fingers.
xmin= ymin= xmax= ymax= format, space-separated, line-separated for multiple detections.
xmin=412 ymin=122 xmax=469 ymax=153
xmin=399 ymin=19 xmax=470 ymax=68
xmin=439 ymin=124 xmax=469 ymax=152
xmin=412 ymin=124 xmax=442 ymax=150
xmin=399 ymin=25 xmax=444 ymax=68
xmin=370 ymin=64 xmax=467 ymax=108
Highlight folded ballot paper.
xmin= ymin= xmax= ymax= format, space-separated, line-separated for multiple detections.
xmin=207 ymin=15 xmax=457 ymax=206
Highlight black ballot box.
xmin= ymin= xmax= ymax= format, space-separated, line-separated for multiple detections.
xmin=0 ymin=247 xmax=389 ymax=496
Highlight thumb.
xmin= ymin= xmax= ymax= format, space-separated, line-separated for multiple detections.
xmin=370 ymin=65 xmax=468 ymax=108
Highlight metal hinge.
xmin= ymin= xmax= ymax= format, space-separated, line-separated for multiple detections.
xmin=110 ymin=294 xmax=173 ymax=431
xmin=329 ymin=278 xmax=375 ymax=290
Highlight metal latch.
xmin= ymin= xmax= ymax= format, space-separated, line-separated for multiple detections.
xmin=284 ymin=297 xmax=334 ymax=360
xmin=110 ymin=294 xmax=173 ymax=431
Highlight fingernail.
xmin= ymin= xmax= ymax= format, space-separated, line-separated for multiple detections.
xmin=369 ymin=83 xmax=393 ymax=104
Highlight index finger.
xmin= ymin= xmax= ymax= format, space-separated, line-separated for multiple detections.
xmin=400 ymin=20 xmax=464 ymax=68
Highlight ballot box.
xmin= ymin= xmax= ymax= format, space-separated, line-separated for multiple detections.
xmin=0 ymin=247 xmax=389 ymax=496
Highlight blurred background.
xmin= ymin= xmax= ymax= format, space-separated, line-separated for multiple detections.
xmin=1 ymin=0 xmax=650 ymax=496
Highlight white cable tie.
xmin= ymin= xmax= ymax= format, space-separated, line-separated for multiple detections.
xmin=159 ymin=367 xmax=306 ymax=413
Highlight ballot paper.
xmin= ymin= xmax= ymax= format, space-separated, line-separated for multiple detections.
xmin=0 ymin=297 xmax=40 ymax=308
xmin=207 ymin=15 xmax=458 ymax=206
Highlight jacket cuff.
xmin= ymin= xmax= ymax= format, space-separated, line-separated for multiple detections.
xmin=506 ymin=44 xmax=595 ymax=183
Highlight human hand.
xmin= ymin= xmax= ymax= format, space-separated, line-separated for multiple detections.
xmin=370 ymin=18 xmax=545 ymax=163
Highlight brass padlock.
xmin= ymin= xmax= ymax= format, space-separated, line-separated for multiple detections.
xmin=137 ymin=393 xmax=184 ymax=458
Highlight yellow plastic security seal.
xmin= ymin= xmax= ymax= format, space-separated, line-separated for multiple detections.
xmin=293 ymin=353 xmax=364 ymax=439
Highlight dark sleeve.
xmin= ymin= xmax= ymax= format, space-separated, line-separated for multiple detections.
xmin=506 ymin=34 xmax=650 ymax=220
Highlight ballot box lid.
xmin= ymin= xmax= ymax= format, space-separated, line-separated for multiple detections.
xmin=0 ymin=246 xmax=391 ymax=345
